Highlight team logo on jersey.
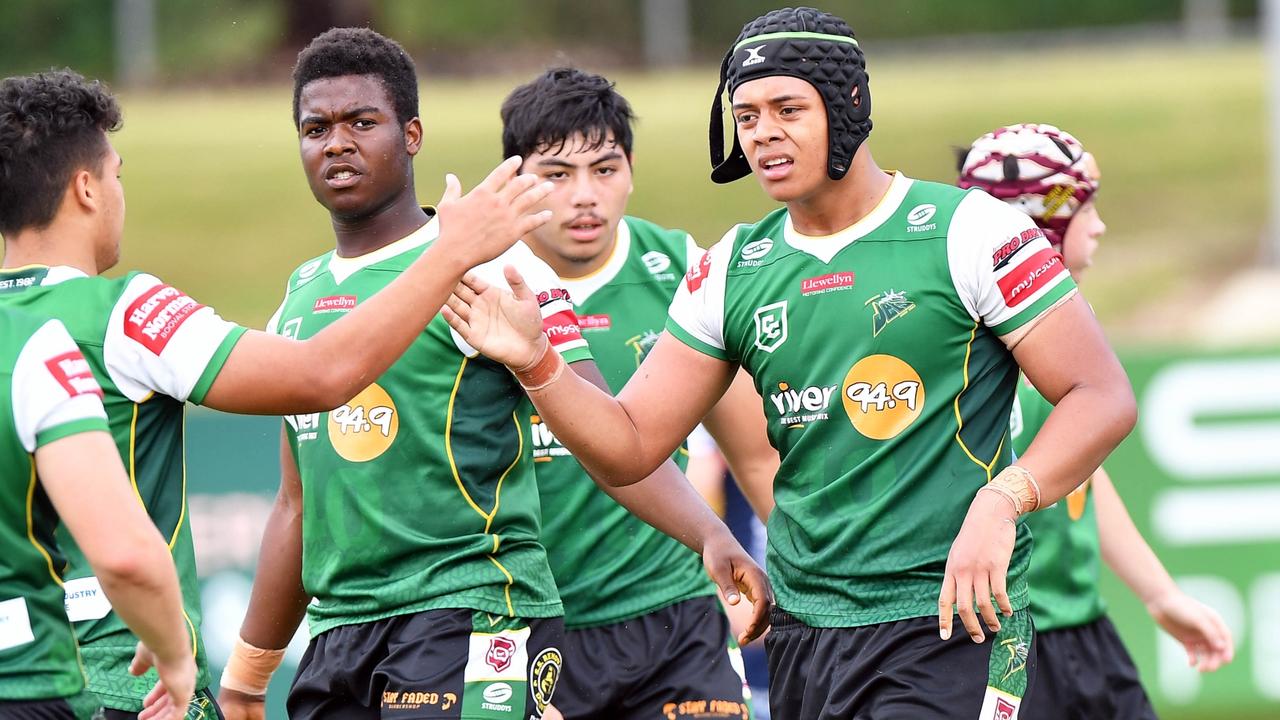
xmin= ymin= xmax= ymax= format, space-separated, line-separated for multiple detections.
xmin=906 ymin=204 xmax=938 ymax=233
xmin=327 ymin=382 xmax=398 ymax=462
xmin=626 ymin=330 xmax=662 ymax=366
xmin=742 ymin=45 xmax=767 ymax=67
xmin=997 ymin=248 xmax=1066 ymax=308
xmin=737 ymin=239 xmax=774 ymax=266
xmin=642 ymin=250 xmax=673 ymax=276
xmin=865 ymin=289 xmax=916 ymax=337
xmin=992 ymin=228 xmax=1045 ymax=271
xmin=529 ymin=647 xmax=562 ymax=715
xmin=279 ymin=317 xmax=302 ymax=340
xmin=769 ymin=382 xmax=836 ymax=427
xmin=486 ymin=636 xmax=517 ymax=673
xmin=44 ymin=351 xmax=103 ymax=399
xmin=685 ymin=250 xmax=712 ymax=292
xmin=124 ymin=284 xmax=204 ymax=355
xmin=841 ymin=355 xmax=925 ymax=440
xmin=801 ymin=271 xmax=855 ymax=296
xmin=752 ymin=301 xmax=788 ymax=353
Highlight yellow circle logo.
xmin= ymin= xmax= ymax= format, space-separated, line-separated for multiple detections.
xmin=841 ymin=354 xmax=925 ymax=440
xmin=327 ymin=382 xmax=399 ymax=462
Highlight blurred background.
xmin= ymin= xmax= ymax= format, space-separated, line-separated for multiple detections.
xmin=2 ymin=1 xmax=1278 ymax=718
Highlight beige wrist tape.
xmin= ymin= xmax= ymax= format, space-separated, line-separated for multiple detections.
xmin=980 ymin=465 xmax=1042 ymax=516
xmin=513 ymin=339 xmax=564 ymax=392
xmin=220 ymin=637 xmax=286 ymax=696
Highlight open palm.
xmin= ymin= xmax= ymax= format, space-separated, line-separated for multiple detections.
xmin=444 ymin=266 xmax=546 ymax=368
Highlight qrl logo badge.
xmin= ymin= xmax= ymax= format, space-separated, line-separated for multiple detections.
xmin=486 ymin=636 xmax=517 ymax=673
xmin=753 ymin=301 xmax=788 ymax=354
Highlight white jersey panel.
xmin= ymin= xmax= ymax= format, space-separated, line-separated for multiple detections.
xmin=12 ymin=319 xmax=107 ymax=452
xmin=666 ymin=226 xmax=739 ymax=355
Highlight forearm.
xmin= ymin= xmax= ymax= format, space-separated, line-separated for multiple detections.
xmin=1014 ymin=383 xmax=1135 ymax=506
xmin=97 ymin=547 xmax=191 ymax=666
xmin=1093 ymin=468 xmax=1177 ymax=605
xmin=702 ymin=369 xmax=777 ymax=522
xmin=597 ymin=458 xmax=736 ymax=554
xmin=239 ymin=485 xmax=310 ymax=649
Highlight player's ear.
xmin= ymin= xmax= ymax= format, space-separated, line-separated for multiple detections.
xmin=69 ymin=168 xmax=97 ymax=214
xmin=404 ymin=117 xmax=423 ymax=157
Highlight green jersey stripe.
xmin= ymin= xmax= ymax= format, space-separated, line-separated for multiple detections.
xmin=665 ymin=320 xmax=730 ymax=360
xmin=35 ymin=417 xmax=109 ymax=448
xmin=188 ymin=326 xmax=247 ymax=404
xmin=991 ymin=284 xmax=1076 ymax=337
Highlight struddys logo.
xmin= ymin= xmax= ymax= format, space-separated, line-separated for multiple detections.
xmin=626 ymin=330 xmax=661 ymax=366
xmin=769 ymin=381 xmax=836 ymax=427
xmin=486 ymin=636 xmax=517 ymax=673
xmin=865 ymin=289 xmax=916 ymax=337
xmin=906 ymin=203 xmax=938 ymax=233
xmin=737 ymin=239 xmax=774 ymax=267
xmin=642 ymin=250 xmax=677 ymax=281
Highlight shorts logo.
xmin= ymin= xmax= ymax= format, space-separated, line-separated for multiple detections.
xmin=530 ymin=647 xmax=562 ymax=716
xmin=327 ymin=382 xmax=398 ymax=462
xmin=742 ymin=45 xmax=767 ymax=67
xmin=486 ymin=636 xmax=517 ymax=673
xmin=752 ymin=301 xmax=788 ymax=354
xmin=997 ymin=248 xmax=1065 ymax=307
xmin=865 ymin=289 xmax=916 ymax=337
xmin=642 ymin=250 xmax=673 ymax=275
xmin=992 ymin=228 xmax=1045 ymax=271
xmin=994 ymin=698 xmax=1017 ymax=720
xmin=44 ymin=351 xmax=103 ymax=399
xmin=124 ymin=284 xmax=204 ymax=355
xmin=841 ymin=354 xmax=925 ymax=440
xmin=800 ymin=271 xmax=855 ymax=296
xmin=685 ymin=251 xmax=712 ymax=292
xmin=906 ymin=203 xmax=938 ymax=233
xmin=662 ymin=700 xmax=752 ymax=719
xmin=738 ymin=238 xmax=774 ymax=265
xmin=312 ymin=295 xmax=356 ymax=313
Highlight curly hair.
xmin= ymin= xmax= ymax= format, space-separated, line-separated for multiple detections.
xmin=292 ymin=27 xmax=419 ymax=127
xmin=500 ymin=67 xmax=635 ymax=161
xmin=0 ymin=69 xmax=122 ymax=236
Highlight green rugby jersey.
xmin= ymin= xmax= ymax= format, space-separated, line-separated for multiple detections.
xmin=1011 ymin=377 xmax=1105 ymax=631
xmin=667 ymin=173 xmax=1078 ymax=627
xmin=0 ymin=265 xmax=245 ymax=709
xmin=532 ymin=216 xmax=713 ymax=628
xmin=268 ymin=216 xmax=592 ymax=636
xmin=0 ymin=308 xmax=109 ymax=712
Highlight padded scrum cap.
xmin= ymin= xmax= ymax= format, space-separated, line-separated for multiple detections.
xmin=709 ymin=7 xmax=872 ymax=184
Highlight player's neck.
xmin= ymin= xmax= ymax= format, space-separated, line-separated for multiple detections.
xmin=2 ymin=221 xmax=101 ymax=276
xmin=329 ymin=190 xmax=431 ymax=259
xmin=787 ymin=151 xmax=892 ymax=237
xmin=530 ymin=232 xmax=618 ymax=280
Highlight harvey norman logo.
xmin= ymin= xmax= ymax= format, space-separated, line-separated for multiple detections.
xmin=906 ymin=203 xmax=937 ymax=233
xmin=801 ymin=271 xmax=855 ymax=296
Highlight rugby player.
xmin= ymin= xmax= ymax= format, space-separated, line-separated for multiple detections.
xmin=0 ymin=307 xmax=192 ymax=720
xmin=442 ymin=7 xmax=1139 ymax=718
xmin=959 ymin=122 xmax=1234 ymax=719
xmin=0 ymin=68 xmax=552 ymax=719
xmin=500 ymin=67 xmax=779 ymax=719
xmin=219 ymin=29 xmax=769 ymax=720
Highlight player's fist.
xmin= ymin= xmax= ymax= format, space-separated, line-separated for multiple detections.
xmin=435 ymin=156 xmax=554 ymax=269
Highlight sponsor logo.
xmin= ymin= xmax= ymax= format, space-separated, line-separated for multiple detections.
xmin=297 ymin=258 xmax=322 ymax=280
xmin=906 ymin=203 xmax=938 ymax=233
xmin=999 ymin=637 xmax=1030 ymax=682
xmin=626 ymin=330 xmax=661 ymax=366
xmin=865 ymin=289 xmax=916 ymax=337
xmin=662 ymin=700 xmax=752 ymax=719
xmin=483 ymin=683 xmax=513 ymax=704
xmin=486 ymin=636 xmax=517 ymax=673
xmin=841 ymin=354 xmax=925 ymax=440
xmin=530 ymin=647 xmax=562 ymax=716
xmin=578 ymin=314 xmax=611 ymax=331
xmin=742 ymin=45 xmax=767 ymax=67
xmin=123 ymin=284 xmax=204 ymax=355
xmin=542 ymin=310 xmax=584 ymax=348
xmin=801 ymin=271 xmax=855 ymax=296
xmin=380 ymin=690 xmax=457 ymax=711
xmin=993 ymin=697 xmax=1017 ymax=720
xmin=685 ymin=250 xmax=712 ymax=292
xmin=530 ymin=414 xmax=569 ymax=462
xmin=642 ymin=250 xmax=673 ymax=275
xmin=992 ymin=228 xmax=1045 ymax=271
xmin=769 ymin=382 xmax=836 ymax=427
xmin=43 ymin=351 xmax=103 ymax=399
xmin=997 ymin=248 xmax=1065 ymax=308
xmin=312 ymin=295 xmax=357 ymax=313
xmin=752 ymin=301 xmax=788 ymax=354
xmin=738 ymin=238 xmax=774 ymax=266
xmin=535 ymin=288 xmax=572 ymax=307
xmin=327 ymin=383 xmax=398 ymax=462
xmin=284 ymin=412 xmax=321 ymax=443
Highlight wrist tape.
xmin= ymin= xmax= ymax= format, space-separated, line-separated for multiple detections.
xmin=220 ymin=637 xmax=286 ymax=696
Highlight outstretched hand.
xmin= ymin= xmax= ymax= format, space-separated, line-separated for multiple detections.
xmin=702 ymin=532 xmax=774 ymax=645
xmin=938 ymin=490 xmax=1018 ymax=643
xmin=1147 ymin=591 xmax=1234 ymax=672
xmin=444 ymin=266 xmax=547 ymax=369
xmin=434 ymin=156 xmax=554 ymax=270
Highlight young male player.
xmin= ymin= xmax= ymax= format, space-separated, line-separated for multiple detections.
xmin=499 ymin=68 xmax=779 ymax=719
xmin=959 ymin=123 xmax=1234 ymax=719
xmin=0 ymin=306 xmax=193 ymax=720
xmin=0 ymin=68 xmax=552 ymax=719
xmin=219 ymin=29 xmax=769 ymax=720
xmin=443 ymin=7 xmax=1138 ymax=718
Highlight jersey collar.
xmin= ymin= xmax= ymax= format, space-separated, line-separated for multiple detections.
xmin=554 ymin=217 xmax=632 ymax=305
xmin=0 ymin=264 xmax=88 ymax=286
xmin=328 ymin=210 xmax=439 ymax=285
xmin=782 ymin=171 xmax=912 ymax=264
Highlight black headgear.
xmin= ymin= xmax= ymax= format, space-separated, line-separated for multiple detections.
xmin=709 ymin=7 xmax=872 ymax=184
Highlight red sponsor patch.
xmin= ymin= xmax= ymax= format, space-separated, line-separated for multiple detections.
xmin=997 ymin=248 xmax=1066 ymax=308
xmin=542 ymin=309 xmax=583 ymax=347
xmin=800 ymin=271 xmax=855 ymax=296
xmin=485 ymin=636 xmax=516 ymax=673
xmin=123 ymin=284 xmax=204 ymax=355
xmin=535 ymin=288 xmax=572 ymax=307
xmin=993 ymin=697 xmax=1017 ymax=720
xmin=578 ymin=314 xmax=611 ymax=331
xmin=312 ymin=295 xmax=357 ymax=313
xmin=44 ymin=350 xmax=103 ymax=399
xmin=992 ymin=228 xmax=1045 ymax=271
xmin=685 ymin=250 xmax=712 ymax=292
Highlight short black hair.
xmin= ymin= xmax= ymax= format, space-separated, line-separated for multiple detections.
xmin=292 ymin=27 xmax=419 ymax=127
xmin=501 ymin=67 xmax=635 ymax=161
xmin=0 ymin=69 xmax=121 ymax=237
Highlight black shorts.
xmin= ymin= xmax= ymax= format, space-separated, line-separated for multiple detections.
xmin=0 ymin=698 xmax=83 ymax=720
xmin=765 ymin=607 xmax=1037 ymax=720
xmin=287 ymin=609 xmax=564 ymax=720
xmin=95 ymin=687 xmax=222 ymax=720
xmin=1020 ymin=615 xmax=1156 ymax=720
xmin=552 ymin=595 xmax=751 ymax=720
